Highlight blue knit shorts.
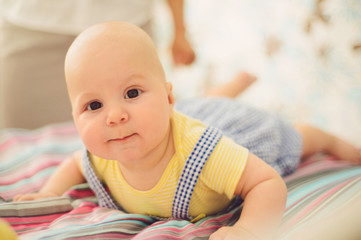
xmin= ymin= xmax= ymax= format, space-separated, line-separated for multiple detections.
xmin=175 ymin=97 xmax=303 ymax=177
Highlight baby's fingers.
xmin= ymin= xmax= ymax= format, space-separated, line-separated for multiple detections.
xmin=13 ymin=194 xmax=36 ymax=202
xmin=210 ymin=226 xmax=260 ymax=240
xmin=13 ymin=192 xmax=59 ymax=202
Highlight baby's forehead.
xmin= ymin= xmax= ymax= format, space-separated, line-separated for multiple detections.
xmin=65 ymin=22 xmax=165 ymax=89
xmin=78 ymin=23 xmax=150 ymax=51
xmin=67 ymin=25 xmax=154 ymax=71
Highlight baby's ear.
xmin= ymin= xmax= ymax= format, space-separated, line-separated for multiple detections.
xmin=166 ymin=82 xmax=174 ymax=104
xmin=166 ymin=82 xmax=175 ymax=114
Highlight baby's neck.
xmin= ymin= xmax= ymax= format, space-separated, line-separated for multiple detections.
xmin=118 ymin=130 xmax=175 ymax=191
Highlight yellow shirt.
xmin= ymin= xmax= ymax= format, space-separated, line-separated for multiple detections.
xmin=85 ymin=110 xmax=248 ymax=218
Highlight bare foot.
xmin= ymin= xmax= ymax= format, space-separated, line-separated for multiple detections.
xmin=205 ymin=72 xmax=257 ymax=98
xmin=328 ymin=138 xmax=361 ymax=164
xmin=296 ymin=124 xmax=361 ymax=164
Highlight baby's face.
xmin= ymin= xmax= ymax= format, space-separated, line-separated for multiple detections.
xmin=65 ymin=22 xmax=174 ymax=162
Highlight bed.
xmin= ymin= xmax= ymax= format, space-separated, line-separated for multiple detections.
xmin=1 ymin=122 xmax=361 ymax=239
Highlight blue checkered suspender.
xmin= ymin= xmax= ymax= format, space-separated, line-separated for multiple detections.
xmin=82 ymin=126 xmax=222 ymax=220
xmin=82 ymin=147 xmax=120 ymax=210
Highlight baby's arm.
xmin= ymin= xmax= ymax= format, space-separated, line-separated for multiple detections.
xmin=13 ymin=150 xmax=85 ymax=201
xmin=210 ymin=153 xmax=287 ymax=240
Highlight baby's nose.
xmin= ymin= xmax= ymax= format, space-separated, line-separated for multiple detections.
xmin=106 ymin=108 xmax=128 ymax=126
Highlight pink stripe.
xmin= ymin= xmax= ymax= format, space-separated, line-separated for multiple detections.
xmin=281 ymin=178 xmax=352 ymax=232
xmin=7 ymin=204 xmax=95 ymax=234
xmin=140 ymin=225 xmax=220 ymax=239
xmin=1 ymin=176 xmax=50 ymax=200
xmin=284 ymin=183 xmax=331 ymax=212
xmin=199 ymin=212 xmax=235 ymax=224
xmin=92 ymin=233 xmax=135 ymax=238
xmin=65 ymin=189 xmax=96 ymax=199
xmin=139 ymin=212 xmax=234 ymax=239
xmin=67 ymin=202 xmax=98 ymax=214
xmin=4 ymin=213 xmax=66 ymax=224
xmin=284 ymin=159 xmax=351 ymax=181
xmin=15 ymin=223 xmax=49 ymax=233
xmin=0 ymin=124 xmax=77 ymax=152
xmin=8 ymin=214 xmax=67 ymax=233
xmin=0 ymin=160 xmax=61 ymax=185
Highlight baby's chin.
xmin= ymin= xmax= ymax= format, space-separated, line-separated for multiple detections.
xmin=90 ymin=148 xmax=140 ymax=162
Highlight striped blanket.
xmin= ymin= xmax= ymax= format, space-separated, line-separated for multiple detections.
xmin=1 ymin=122 xmax=361 ymax=239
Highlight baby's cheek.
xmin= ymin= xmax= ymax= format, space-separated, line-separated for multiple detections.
xmin=78 ymin=122 xmax=100 ymax=151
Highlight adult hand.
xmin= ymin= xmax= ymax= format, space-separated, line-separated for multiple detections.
xmin=171 ymin=35 xmax=195 ymax=65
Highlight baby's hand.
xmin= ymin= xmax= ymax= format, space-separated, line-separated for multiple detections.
xmin=13 ymin=192 xmax=58 ymax=202
xmin=210 ymin=226 xmax=260 ymax=240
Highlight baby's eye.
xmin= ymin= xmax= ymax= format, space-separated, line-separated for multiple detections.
xmin=87 ymin=101 xmax=103 ymax=111
xmin=125 ymin=89 xmax=142 ymax=99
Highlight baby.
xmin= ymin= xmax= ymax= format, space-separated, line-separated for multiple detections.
xmin=14 ymin=21 xmax=360 ymax=240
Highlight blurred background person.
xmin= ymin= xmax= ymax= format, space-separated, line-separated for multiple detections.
xmin=0 ymin=0 xmax=195 ymax=129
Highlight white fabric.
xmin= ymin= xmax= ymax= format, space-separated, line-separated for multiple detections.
xmin=0 ymin=0 xmax=154 ymax=35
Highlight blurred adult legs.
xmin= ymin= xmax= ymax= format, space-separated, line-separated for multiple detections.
xmin=0 ymin=20 xmax=74 ymax=129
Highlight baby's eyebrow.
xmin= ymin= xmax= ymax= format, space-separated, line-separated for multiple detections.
xmin=122 ymin=73 xmax=145 ymax=83
xmin=73 ymin=92 xmax=99 ymax=107
xmin=76 ymin=92 xmax=97 ymax=101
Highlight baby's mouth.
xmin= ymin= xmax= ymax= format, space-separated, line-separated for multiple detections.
xmin=108 ymin=133 xmax=136 ymax=142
